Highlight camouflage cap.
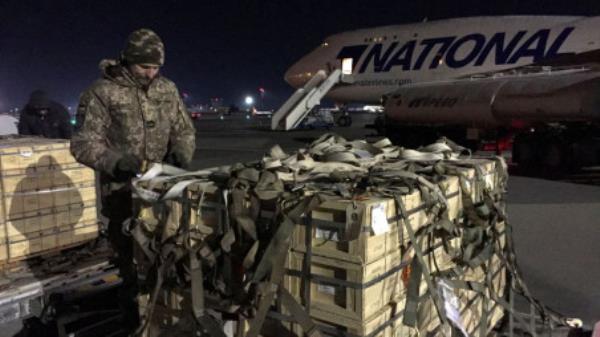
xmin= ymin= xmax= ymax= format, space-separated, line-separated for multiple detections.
xmin=122 ymin=28 xmax=165 ymax=66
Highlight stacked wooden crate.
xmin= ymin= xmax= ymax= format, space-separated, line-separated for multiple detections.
xmin=0 ymin=137 xmax=98 ymax=263
xmin=130 ymin=149 xmax=509 ymax=337
xmin=413 ymin=221 xmax=507 ymax=337
xmin=277 ymin=157 xmax=507 ymax=337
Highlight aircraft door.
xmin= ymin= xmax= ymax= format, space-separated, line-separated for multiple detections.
xmin=341 ymin=58 xmax=354 ymax=75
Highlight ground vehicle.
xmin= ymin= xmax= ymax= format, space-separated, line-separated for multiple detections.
xmin=299 ymin=109 xmax=334 ymax=129
xmin=189 ymin=110 xmax=202 ymax=119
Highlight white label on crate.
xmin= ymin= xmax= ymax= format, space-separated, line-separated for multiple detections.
xmin=317 ymin=284 xmax=336 ymax=295
xmin=439 ymin=280 xmax=469 ymax=337
xmin=19 ymin=149 xmax=33 ymax=157
xmin=371 ymin=204 xmax=389 ymax=235
xmin=315 ymin=228 xmax=339 ymax=242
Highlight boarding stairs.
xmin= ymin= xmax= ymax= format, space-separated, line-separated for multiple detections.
xmin=271 ymin=69 xmax=353 ymax=130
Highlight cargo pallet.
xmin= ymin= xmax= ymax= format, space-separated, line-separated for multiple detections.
xmin=0 ymin=241 xmax=120 ymax=329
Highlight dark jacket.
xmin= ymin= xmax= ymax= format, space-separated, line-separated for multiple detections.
xmin=70 ymin=59 xmax=195 ymax=199
xmin=18 ymin=99 xmax=72 ymax=139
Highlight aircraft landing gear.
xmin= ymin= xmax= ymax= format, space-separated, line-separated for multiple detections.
xmin=512 ymin=127 xmax=580 ymax=177
xmin=336 ymin=110 xmax=352 ymax=127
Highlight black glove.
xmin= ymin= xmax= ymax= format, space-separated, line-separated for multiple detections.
xmin=164 ymin=150 xmax=189 ymax=169
xmin=114 ymin=154 xmax=142 ymax=181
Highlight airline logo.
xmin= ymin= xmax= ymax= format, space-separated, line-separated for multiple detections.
xmin=337 ymin=27 xmax=574 ymax=73
xmin=391 ymin=94 xmax=459 ymax=108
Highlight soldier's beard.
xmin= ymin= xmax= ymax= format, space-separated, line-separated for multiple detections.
xmin=125 ymin=66 xmax=156 ymax=87
xmin=133 ymin=75 xmax=153 ymax=87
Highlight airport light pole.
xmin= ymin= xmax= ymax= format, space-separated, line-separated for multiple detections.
xmin=259 ymin=87 xmax=265 ymax=110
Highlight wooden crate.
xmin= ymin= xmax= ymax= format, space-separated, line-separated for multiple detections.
xmin=188 ymin=183 xmax=225 ymax=234
xmin=292 ymin=175 xmax=462 ymax=264
xmin=0 ymin=137 xmax=98 ymax=263
xmin=5 ymin=191 xmax=96 ymax=236
xmin=457 ymin=270 xmax=506 ymax=337
xmin=405 ymin=236 xmax=461 ymax=273
xmin=2 ymin=178 xmax=96 ymax=216
xmin=391 ymin=313 xmax=418 ymax=337
xmin=285 ymin=304 xmax=394 ymax=337
xmin=0 ymin=138 xmax=76 ymax=172
xmin=135 ymin=181 xmax=224 ymax=240
xmin=416 ymin=288 xmax=505 ymax=337
xmin=292 ymin=197 xmax=399 ymax=264
xmin=416 ymin=252 xmax=507 ymax=337
xmin=462 ymin=221 xmax=507 ymax=282
xmin=395 ymin=218 xmax=507 ymax=336
xmin=444 ymin=158 xmax=500 ymax=203
xmin=2 ymin=221 xmax=98 ymax=260
xmin=397 ymin=175 xmax=462 ymax=246
xmin=284 ymin=250 xmax=404 ymax=322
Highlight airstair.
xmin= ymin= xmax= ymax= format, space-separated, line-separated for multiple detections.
xmin=271 ymin=69 xmax=353 ymax=130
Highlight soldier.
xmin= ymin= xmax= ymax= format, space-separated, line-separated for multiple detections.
xmin=70 ymin=29 xmax=196 ymax=333
xmin=18 ymin=90 xmax=72 ymax=139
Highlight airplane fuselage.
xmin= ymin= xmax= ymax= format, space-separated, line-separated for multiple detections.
xmin=285 ymin=16 xmax=600 ymax=103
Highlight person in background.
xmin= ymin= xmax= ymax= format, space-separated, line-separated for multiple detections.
xmin=18 ymin=90 xmax=72 ymax=139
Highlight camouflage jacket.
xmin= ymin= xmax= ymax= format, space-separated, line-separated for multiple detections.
xmin=71 ymin=60 xmax=196 ymax=184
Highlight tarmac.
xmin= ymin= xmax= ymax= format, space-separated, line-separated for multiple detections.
xmin=6 ymin=112 xmax=598 ymax=336
xmin=192 ymin=112 xmax=600 ymax=329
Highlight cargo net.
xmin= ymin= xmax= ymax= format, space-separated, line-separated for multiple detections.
xmin=130 ymin=134 xmax=579 ymax=337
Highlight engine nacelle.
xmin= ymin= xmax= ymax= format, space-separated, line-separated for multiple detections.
xmin=384 ymin=69 xmax=600 ymax=128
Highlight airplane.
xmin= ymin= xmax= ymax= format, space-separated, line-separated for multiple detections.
xmin=274 ymin=16 xmax=600 ymax=173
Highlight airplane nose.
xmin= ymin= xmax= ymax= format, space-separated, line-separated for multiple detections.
xmin=284 ymin=62 xmax=308 ymax=88
xmin=284 ymin=45 xmax=329 ymax=89
xmin=283 ymin=67 xmax=295 ymax=87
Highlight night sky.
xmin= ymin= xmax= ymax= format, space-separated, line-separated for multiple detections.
xmin=1 ymin=0 xmax=599 ymax=112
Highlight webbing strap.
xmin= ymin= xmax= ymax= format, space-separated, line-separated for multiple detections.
xmin=280 ymin=289 xmax=322 ymax=337
xmin=286 ymin=259 xmax=411 ymax=290
xmin=190 ymin=251 xmax=205 ymax=318
xmin=245 ymin=247 xmax=290 ymax=337
xmin=252 ymin=215 xmax=295 ymax=282
xmin=131 ymin=222 xmax=156 ymax=263
xmin=129 ymin=135 xmax=575 ymax=337
xmin=302 ymin=212 xmax=313 ymax=312
xmin=403 ymin=256 xmax=423 ymax=327
xmin=396 ymin=195 xmax=449 ymax=328
xmin=183 ymin=188 xmax=227 ymax=337
xmin=479 ymin=251 xmax=493 ymax=337
xmin=134 ymin=252 xmax=171 ymax=336
xmin=195 ymin=315 xmax=228 ymax=337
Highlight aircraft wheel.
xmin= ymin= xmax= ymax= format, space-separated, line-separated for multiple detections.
xmin=345 ymin=116 xmax=352 ymax=127
xmin=541 ymin=141 xmax=569 ymax=178
xmin=336 ymin=115 xmax=351 ymax=127
xmin=513 ymin=134 xmax=539 ymax=175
